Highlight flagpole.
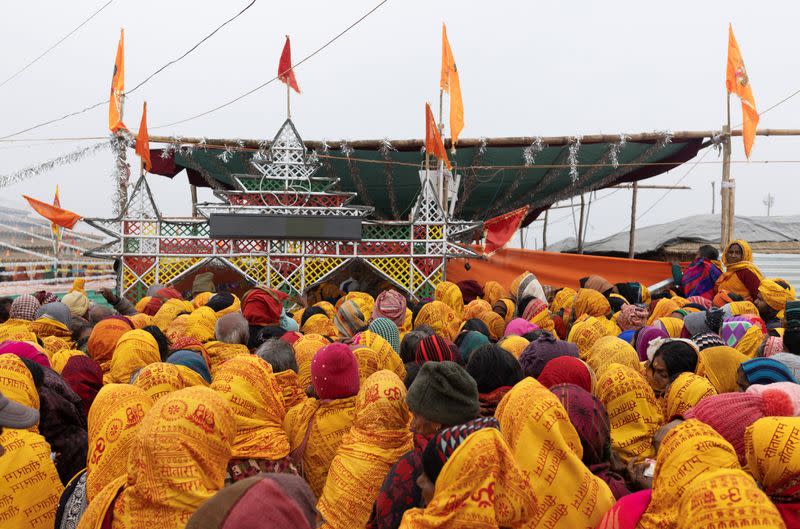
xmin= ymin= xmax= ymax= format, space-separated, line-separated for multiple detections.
xmin=287 ymin=81 xmax=291 ymax=119
xmin=721 ymin=92 xmax=732 ymax=248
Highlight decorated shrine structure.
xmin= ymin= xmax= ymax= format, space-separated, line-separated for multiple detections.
xmin=85 ymin=119 xmax=481 ymax=302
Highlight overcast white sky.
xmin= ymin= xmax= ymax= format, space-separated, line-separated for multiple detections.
xmin=1 ymin=0 xmax=798 ymax=249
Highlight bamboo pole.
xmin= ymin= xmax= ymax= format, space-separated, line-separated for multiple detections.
xmin=147 ymin=128 xmax=800 ymax=152
xmin=190 ymin=185 xmax=198 ymax=218
xmin=542 ymin=209 xmax=548 ymax=251
xmin=721 ymin=93 xmax=733 ymax=248
xmin=628 ymin=182 xmax=638 ymax=258
xmin=577 ymin=194 xmax=585 ymax=254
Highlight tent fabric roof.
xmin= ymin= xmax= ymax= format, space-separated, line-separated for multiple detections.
xmin=550 ymin=214 xmax=800 ymax=255
xmin=148 ymin=136 xmax=705 ymax=225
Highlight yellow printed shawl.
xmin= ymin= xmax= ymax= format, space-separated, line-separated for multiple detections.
xmin=133 ymin=362 xmax=207 ymax=402
xmin=152 ymin=298 xmax=194 ymax=332
xmin=353 ymin=330 xmax=406 ymax=379
xmin=483 ymin=280 xmax=508 ymax=306
xmin=414 ymin=301 xmax=460 ymax=341
xmin=0 ymin=428 xmax=63 ymax=528
xmin=568 ymin=316 xmax=617 ymax=358
xmin=274 ymin=369 xmax=307 ymax=410
xmin=596 ymin=363 xmax=663 ymax=463
xmin=318 ymin=371 xmax=412 ymax=529
xmin=677 ymin=468 xmax=786 ymax=529
xmin=211 ymin=355 xmax=290 ymax=460
xmin=495 ymin=377 xmax=615 ymax=529
xmin=585 ymin=336 xmax=641 ymax=379
xmin=664 ymin=372 xmax=717 ymax=421
xmin=293 ymin=334 xmax=329 ymax=388
xmin=78 ymin=386 xmax=235 ymax=529
xmin=435 ymin=281 xmax=464 ymax=318
xmin=0 ymin=354 xmax=40 ymax=413
xmin=399 ymin=428 xmax=538 ymax=529
xmin=86 ymin=384 xmax=153 ymax=502
xmin=203 ymin=341 xmax=250 ymax=375
xmin=50 ymin=349 xmax=85 ymax=374
xmin=105 ymin=329 xmax=160 ymax=384
xmin=695 ymin=346 xmax=747 ymax=393
xmin=283 ymin=395 xmax=357 ymax=498
xmin=462 ymin=299 xmax=492 ymax=321
xmin=638 ymin=419 xmax=740 ymax=529
xmin=301 ymin=314 xmax=337 ymax=338
xmin=745 ymin=416 xmax=800 ymax=493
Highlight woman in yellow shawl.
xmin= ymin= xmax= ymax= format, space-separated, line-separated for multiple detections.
xmin=302 ymin=313 xmax=337 ymax=338
xmin=745 ymin=416 xmax=800 ymax=526
xmin=318 ymin=370 xmax=413 ymax=529
xmin=133 ymin=362 xmax=207 ymax=401
xmin=664 ymin=372 xmax=717 ymax=420
xmin=152 ymin=298 xmax=194 ymax=331
xmin=105 ymin=329 xmax=161 ymax=384
xmin=292 ymin=334 xmax=329 ymax=388
xmin=77 ymin=386 xmax=235 ymax=529
xmin=480 ymin=310 xmax=507 ymax=341
xmin=585 ymin=336 xmax=641 ymax=379
xmin=0 ymin=354 xmax=40 ymax=418
xmin=211 ymin=355 xmax=294 ymax=483
xmin=571 ymin=288 xmax=611 ymax=323
xmin=482 ymin=280 xmax=507 ymax=306
xmin=497 ymin=336 xmax=529 ymax=359
xmin=414 ymin=301 xmax=460 ymax=341
xmin=596 ymin=363 xmax=663 ymax=463
xmin=343 ymin=292 xmax=375 ymax=321
xmin=434 ymin=281 xmax=463 ymax=318
xmin=715 ymin=239 xmax=764 ymax=301
xmin=646 ymin=298 xmax=680 ymax=326
xmin=495 ymin=377 xmax=615 ymax=529
xmin=655 ymin=316 xmax=684 ymax=338
xmin=637 ymin=419 xmax=740 ymax=529
xmin=462 ymin=299 xmax=492 ymax=321
xmin=0 ymin=390 xmax=63 ymax=528
xmin=492 ymin=298 xmax=516 ymax=323
xmin=677 ymin=468 xmax=786 ymax=529
xmin=350 ymin=330 xmax=405 ymax=379
xmin=399 ymin=428 xmax=537 ymax=529
xmin=86 ymin=384 xmax=154 ymax=501
xmin=694 ymin=345 xmax=747 ymax=393
xmin=568 ymin=316 xmax=617 ymax=357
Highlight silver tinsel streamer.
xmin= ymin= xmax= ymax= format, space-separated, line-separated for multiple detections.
xmin=216 ymin=145 xmax=234 ymax=163
xmin=568 ymin=136 xmax=582 ymax=181
xmin=711 ymin=131 xmax=724 ymax=155
xmin=252 ymin=139 xmax=271 ymax=162
xmin=340 ymin=140 xmax=353 ymax=158
xmin=321 ymin=140 xmax=330 ymax=153
xmin=198 ymin=137 xmax=208 ymax=151
xmin=160 ymin=142 xmax=177 ymax=159
xmin=378 ymin=138 xmax=396 ymax=157
xmin=110 ymin=132 xmax=133 ymax=215
xmin=609 ymin=134 xmax=629 ymax=169
xmin=0 ymin=140 xmax=111 ymax=189
xmin=477 ymin=137 xmax=488 ymax=156
xmin=656 ymin=130 xmax=674 ymax=147
xmin=522 ymin=137 xmax=545 ymax=166
xmin=307 ymin=150 xmax=319 ymax=165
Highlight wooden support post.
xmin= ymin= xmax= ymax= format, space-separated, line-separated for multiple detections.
xmin=190 ymin=185 xmax=198 ymax=218
xmin=519 ymin=226 xmax=525 ymax=249
xmin=721 ymin=92 xmax=733 ymax=248
xmin=542 ymin=209 xmax=548 ymax=251
xmin=628 ymin=181 xmax=638 ymax=259
xmin=577 ymin=194 xmax=586 ymax=254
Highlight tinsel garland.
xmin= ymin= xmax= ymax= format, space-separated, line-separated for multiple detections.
xmin=110 ymin=132 xmax=133 ymax=215
xmin=522 ymin=137 xmax=545 ymax=166
xmin=609 ymin=134 xmax=629 ymax=169
xmin=379 ymin=138 xmax=400 ymax=218
xmin=567 ymin=136 xmax=582 ymax=182
xmin=0 ymin=140 xmax=110 ymax=189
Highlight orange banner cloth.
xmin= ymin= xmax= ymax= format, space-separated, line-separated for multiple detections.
xmin=440 ymin=23 xmax=464 ymax=145
xmin=23 ymin=195 xmax=81 ymax=229
xmin=483 ymin=206 xmax=529 ymax=256
xmin=425 ymin=102 xmax=451 ymax=170
xmin=447 ymin=247 xmax=672 ymax=290
xmin=136 ymin=101 xmax=152 ymax=171
xmin=109 ymin=28 xmax=126 ymax=132
xmin=278 ymin=36 xmax=300 ymax=94
xmin=726 ymin=24 xmax=758 ymax=158
xmin=52 ymin=185 xmax=62 ymax=241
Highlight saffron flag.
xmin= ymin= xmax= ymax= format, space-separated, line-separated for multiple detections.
xmin=24 ymin=195 xmax=82 ymax=230
xmin=440 ymin=24 xmax=464 ymax=146
xmin=136 ymin=102 xmax=152 ymax=171
xmin=278 ymin=36 xmax=300 ymax=94
xmin=51 ymin=186 xmax=63 ymax=242
xmin=726 ymin=24 xmax=758 ymax=158
xmin=425 ymin=102 xmax=451 ymax=170
xmin=483 ymin=206 xmax=529 ymax=256
xmin=109 ymin=28 xmax=126 ymax=132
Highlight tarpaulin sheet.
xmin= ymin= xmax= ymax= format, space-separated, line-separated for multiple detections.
xmin=446 ymin=247 xmax=672 ymax=290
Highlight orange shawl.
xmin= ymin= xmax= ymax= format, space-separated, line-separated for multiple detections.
xmin=88 ymin=318 xmax=135 ymax=375
xmin=716 ymin=240 xmax=764 ymax=300
xmin=318 ymin=371 xmax=413 ymax=529
xmin=211 ymin=355 xmax=290 ymax=460
xmin=77 ymin=386 xmax=235 ymax=529
xmin=86 ymin=384 xmax=154 ymax=501
xmin=496 ymin=377 xmax=615 ymax=529
xmin=283 ymin=395 xmax=357 ymax=497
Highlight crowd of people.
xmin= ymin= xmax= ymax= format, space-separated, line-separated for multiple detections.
xmin=0 ymin=239 xmax=799 ymax=528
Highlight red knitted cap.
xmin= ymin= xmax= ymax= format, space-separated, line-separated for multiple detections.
xmin=311 ymin=343 xmax=360 ymax=400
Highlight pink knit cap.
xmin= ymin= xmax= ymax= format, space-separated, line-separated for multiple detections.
xmin=747 ymin=381 xmax=800 ymax=416
xmin=683 ymin=391 xmax=794 ymax=465
xmin=311 ymin=343 xmax=360 ymax=400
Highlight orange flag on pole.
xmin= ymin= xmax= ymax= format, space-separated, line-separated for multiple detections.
xmin=278 ymin=36 xmax=300 ymax=94
xmin=51 ymin=186 xmax=63 ymax=241
xmin=483 ymin=206 xmax=529 ymax=256
xmin=425 ymin=102 xmax=451 ymax=170
xmin=24 ymin=195 xmax=82 ymax=230
xmin=136 ymin=102 xmax=152 ymax=171
xmin=440 ymin=24 xmax=464 ymax=146
xmin=726 ymin=24 xmax=758 ymax=158
xmin=109 ymin=28 xmax=126 ymax=132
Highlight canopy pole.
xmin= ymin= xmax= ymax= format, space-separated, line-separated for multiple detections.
xmin=114 ymin=94 xmax=128 ymax=214
xmin=190 ymin=185 xmax=198 ymax=218
xmin=542 ymin=209 xmax=548 ymax=251
xmin=721 ymin=92 xmax=733 ymax=248
xmin=628 ymin=181 xmax=638 ymax=259
xmin=577 ymin=194 xmax=586 ymax=254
